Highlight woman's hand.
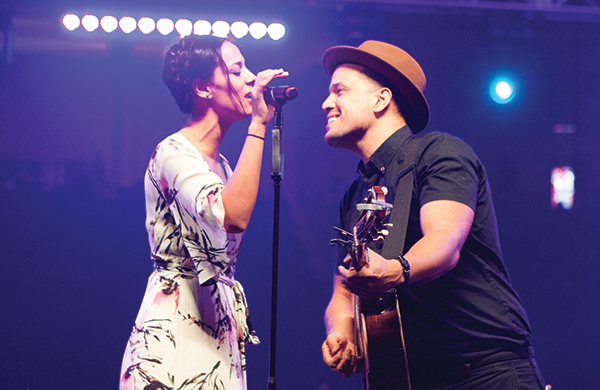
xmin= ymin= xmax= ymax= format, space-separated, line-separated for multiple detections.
xmin=250 ymin=68 xmax=289 ymax=127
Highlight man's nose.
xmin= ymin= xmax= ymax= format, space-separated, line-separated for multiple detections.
xmin=322 ymin=94 xmax=333 ymax=112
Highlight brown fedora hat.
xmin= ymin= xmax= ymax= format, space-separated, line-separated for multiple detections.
xmin=323 ymin=40 xmax=430 ymax=133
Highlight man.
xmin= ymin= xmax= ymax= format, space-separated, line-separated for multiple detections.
xmin=321 ymin=40 xmax=547 ymax=389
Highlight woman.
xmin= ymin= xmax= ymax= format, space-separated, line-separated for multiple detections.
xmin=120 ymin=35 xmax=288 ymax=390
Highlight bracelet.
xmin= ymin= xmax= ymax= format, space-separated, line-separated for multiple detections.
xmin=397 ymin=254 xmax=411 ymax=285
xmin=247 ymin=133 xmax=265 ymax=141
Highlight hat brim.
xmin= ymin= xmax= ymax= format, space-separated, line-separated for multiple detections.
xmin=323 ymin=46 xmax=430 ymax=133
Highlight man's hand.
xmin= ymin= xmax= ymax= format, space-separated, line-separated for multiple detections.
xmin=322 ymin=332 xmax=358 ymax=377
xmin=338 ymin=250 xmax=404 ymax=299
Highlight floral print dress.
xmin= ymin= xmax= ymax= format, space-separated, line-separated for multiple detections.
xmin=120 ymin=133 xmax=259 ymax=390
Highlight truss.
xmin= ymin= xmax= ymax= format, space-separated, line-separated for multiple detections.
xmin=318 ymin=0 xmax=600 ymax=17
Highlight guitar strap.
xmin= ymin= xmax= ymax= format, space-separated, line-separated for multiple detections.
xmin=381 ymin=135 xmax=423 ymax=259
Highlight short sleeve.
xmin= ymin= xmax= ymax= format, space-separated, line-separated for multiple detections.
xmin=416 ymin=133 xmax=480 ymax=211
xmin=150 ymin=135 xmax=238 ymax=284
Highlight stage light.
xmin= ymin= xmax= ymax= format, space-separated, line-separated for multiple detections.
xmin=230 ymin=21 xmax=249 ymax=39
xmin=81 ymin=14 xmax=99 ymax=32
xmin=551 ymin=166 xmax=575 ymax=210
xmin=156 ymin=18 xmax=174 ymax=35
xmin=63 ymin=14 xmax=80 ymax=31
xmin=138 ymin=17 xmax=155 ymax=35
xmin=490 ymin=76 xmax=516 ymax=104
xmin=100 ymin=15 xmax=118 ymax=33
xmin=267 ymin=23 xmax=286 ymax=40
xmin=119 ymin=16 xmax=137 ymax=34
xmin=61 ymin=12 xmax=285 ymax=41
xmin=175 ymin=19 xmax=193 ymax=37
xmin=212 ymin=21 xmax=230 ymax=38
xmin=193 ymin=20 xmax=211 ymax=35
xmin=249 ymin=22 xmax=267 ymax=39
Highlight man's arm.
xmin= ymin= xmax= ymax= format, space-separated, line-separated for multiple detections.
xmin=404 ymin=199 xmax=474 ymax=284
xmin=322 ymin=274 xmax=359 ymax=377
xmin=338 ymin=199 xmax=474 ymax=297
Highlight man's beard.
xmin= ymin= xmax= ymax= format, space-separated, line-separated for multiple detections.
xmin=324 ymin=126 xmax=367 ymax=150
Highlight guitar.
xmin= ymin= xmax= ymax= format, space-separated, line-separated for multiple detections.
xmin=330 ymin=186 xmax=412 ymax=390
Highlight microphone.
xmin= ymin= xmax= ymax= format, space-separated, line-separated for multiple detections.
xmin=264 ymin=85 xmax=299 ymax=106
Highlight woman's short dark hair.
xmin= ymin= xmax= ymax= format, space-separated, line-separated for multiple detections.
xmin=162 ymin=35 xmax=227 ymax=114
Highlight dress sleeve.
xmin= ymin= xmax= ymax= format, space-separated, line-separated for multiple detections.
xmin=152 ymin=137 xmax=234 ymax=284
xmin=416 ymin=133 xmax=480 ymax=211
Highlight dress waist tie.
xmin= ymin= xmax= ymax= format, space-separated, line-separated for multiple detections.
xmin=218 ymin=274 xmax=260 ymax=345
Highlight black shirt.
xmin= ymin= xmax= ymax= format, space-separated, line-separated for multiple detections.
xmin=335 ymin=126 xmax=532 ymax=381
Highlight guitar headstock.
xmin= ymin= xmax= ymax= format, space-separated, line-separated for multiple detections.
xmin=354 ymin=186 xmax=393 ymax=246
xmin=330 ymin=186 xmax=393 ymax=270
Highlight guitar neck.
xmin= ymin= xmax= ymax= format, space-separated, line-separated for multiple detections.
xmin=351 ymin=243 xmax=369 ymax=271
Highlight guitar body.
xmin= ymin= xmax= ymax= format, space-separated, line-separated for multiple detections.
xmin=331 ymin=186 xmax=411 ymax=390
xmin=356 ymin=292 xmax=411 ymax=390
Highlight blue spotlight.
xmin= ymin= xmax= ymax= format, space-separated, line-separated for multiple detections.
xmin=489 ymin=76 xmax=516 ymax=104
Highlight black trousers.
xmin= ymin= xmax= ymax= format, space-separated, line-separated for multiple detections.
xmin=434 ymin=358 xmax=545 ymax=390
xmin=413 ymin=347 xmax=547 ymax=390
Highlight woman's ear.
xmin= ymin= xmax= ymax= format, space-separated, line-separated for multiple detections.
xmin=192 ymin=80 xmax=212 ymax=100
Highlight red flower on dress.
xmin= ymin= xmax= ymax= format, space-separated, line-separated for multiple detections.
xmin=150 ymin=276 xmax=180 ymax=315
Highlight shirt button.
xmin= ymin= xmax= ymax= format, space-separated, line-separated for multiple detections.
xmin=380 ymin=167 xmax=386 ymax=173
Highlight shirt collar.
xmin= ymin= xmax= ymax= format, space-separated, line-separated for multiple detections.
xmin=357 ymin=126 xmax=412 ymax=181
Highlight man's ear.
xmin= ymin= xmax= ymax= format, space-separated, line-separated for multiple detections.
xmin=192 ymin=80 xmax=212 ymax=100
xmin=373 ymin=88 xmax=393 ymax=114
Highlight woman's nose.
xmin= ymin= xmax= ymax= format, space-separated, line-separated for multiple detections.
xmin=246 ymin=71 xmax=256 ymax=85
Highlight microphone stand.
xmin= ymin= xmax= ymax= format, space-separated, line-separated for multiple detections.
xmin=267 ymin=98 xmax=287 ymax=390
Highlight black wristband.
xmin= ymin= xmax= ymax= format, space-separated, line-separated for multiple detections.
xmin=247 ymin=133 xmax=265 ymax=141
xmin=397 ymin=254 xmax=411 ymax=285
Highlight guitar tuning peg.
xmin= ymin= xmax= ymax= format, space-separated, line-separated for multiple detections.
xmin=383 ymin=223 xmax=393 ymax=228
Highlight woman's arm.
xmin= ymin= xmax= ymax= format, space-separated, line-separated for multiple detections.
xmin=221 ymin=68 xmax=288 ymax=233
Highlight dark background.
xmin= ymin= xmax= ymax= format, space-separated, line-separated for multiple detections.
xmin=1 ymin=1 xmax=599 ymax=389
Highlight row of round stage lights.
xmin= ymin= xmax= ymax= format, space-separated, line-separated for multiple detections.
xmin=62 ymin=14 xmax=286 ymax=40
